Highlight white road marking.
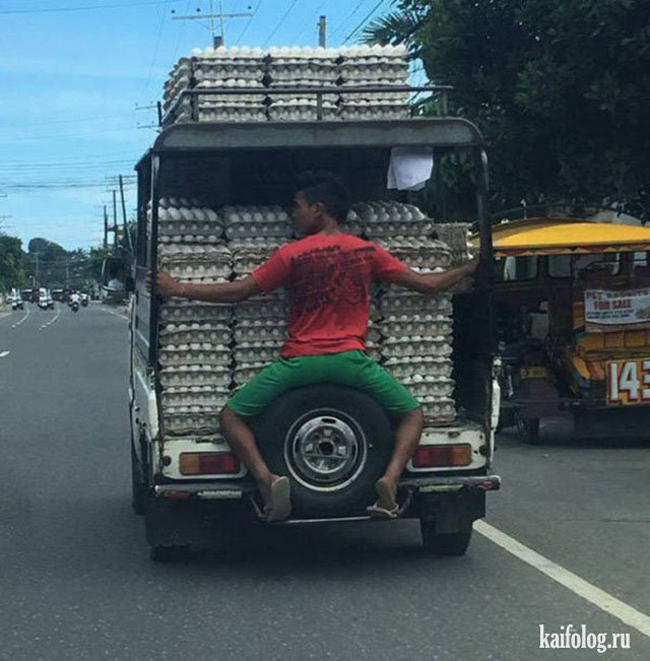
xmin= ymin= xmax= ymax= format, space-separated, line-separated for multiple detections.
xmin=11 ymin=306 xmax=30 ymax=328
xmin=0 ymin=350 xmax=10 ymax=358
xmin=39 ymin=304 xmax=61 ymax=331
xmin=96 ymin=306 xmax=129 ymax=321
xmin=475 ymin=520 xmax=650 ymax=638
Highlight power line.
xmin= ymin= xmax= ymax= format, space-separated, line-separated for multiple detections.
xmin=0 ymin=1 xmax=183 ymax=15
xmin=143 ymin=0 xmax=172 ymax=92
xmin=235 ymin=0 xmax=262 ymax=45
xmin=329 ymin=0 xmax=371 ymax=41
xmin=262 ymin=0 xmax=299 ymax=47
xmin=343 ymin=0 xmax=387 ymax=44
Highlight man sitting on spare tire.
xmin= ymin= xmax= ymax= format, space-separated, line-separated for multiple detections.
xmin=152 ymin=173 xmax=477 ymax=522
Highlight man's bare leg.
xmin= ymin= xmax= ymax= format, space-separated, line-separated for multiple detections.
xmin=375 ymin=407 xmax=424 ymax=510
xmin=219 ymin=406 xmax=281 ymax=506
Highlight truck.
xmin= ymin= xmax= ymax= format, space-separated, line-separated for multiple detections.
xmin=130 ymin=46 xmax=500 ymax=561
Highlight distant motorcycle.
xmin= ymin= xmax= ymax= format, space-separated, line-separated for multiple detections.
xmin=70 ymin=301 xmax=79 ymax=313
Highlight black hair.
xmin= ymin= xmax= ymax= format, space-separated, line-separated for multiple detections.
xmin=295 ymin=171 xmax=351 ymax=223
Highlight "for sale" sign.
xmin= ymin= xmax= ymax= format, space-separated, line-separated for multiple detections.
xmin=585 ymin=288 xmax=650 ymax=331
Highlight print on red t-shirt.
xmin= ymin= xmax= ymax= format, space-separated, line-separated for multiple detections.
xmin=252 ymin=233 xmax=407 ymax=358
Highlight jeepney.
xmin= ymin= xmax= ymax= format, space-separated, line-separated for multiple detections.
xmin=480 ymin=216 xmax=650 ymax=442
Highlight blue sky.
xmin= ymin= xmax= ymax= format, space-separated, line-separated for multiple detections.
xmin=0 ymin=0 xmax=421 ymax=251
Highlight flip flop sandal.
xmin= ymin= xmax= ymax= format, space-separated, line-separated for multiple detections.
xmin=264 ymin=476 xmax=291 ymax=523
xmin=366 ymin=502 xmax=400 ymax=519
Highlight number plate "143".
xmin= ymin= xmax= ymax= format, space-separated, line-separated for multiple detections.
xmin=606 ymin=358 xmax=650 ymax=406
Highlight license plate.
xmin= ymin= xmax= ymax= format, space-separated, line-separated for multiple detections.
xmin=606 ymin=358 xmax=650 ymax=406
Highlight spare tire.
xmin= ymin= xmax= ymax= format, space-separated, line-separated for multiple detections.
xmin=251 ymin=385 xmax=394 ymax=518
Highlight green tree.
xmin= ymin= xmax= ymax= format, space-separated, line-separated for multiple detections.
xmin=0 ymin=234 xmax=27 ymax=292
xmin=365 ymin=0 xmax=650 ymax=220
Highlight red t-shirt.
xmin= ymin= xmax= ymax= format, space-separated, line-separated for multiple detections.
xmin=252 ymin=233 xmax=408 ymax=358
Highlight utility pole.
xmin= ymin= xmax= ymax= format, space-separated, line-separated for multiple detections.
xmin=119 ymin=175 xmax=134 ymax=253
xmin=104 ymin=206 xmax=108 ymax=250
xmin=112 ymin=190 xmax=118 ymax=250
xmin=171 ymin=0 xmax=253 ymax=47
xmin=319 ymin=15 xmax=327 ymax=48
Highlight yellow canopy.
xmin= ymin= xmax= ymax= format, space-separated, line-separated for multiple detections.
xmin=471 ymin=218 xmax=650 ymax=257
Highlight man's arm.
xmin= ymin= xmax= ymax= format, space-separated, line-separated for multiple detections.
xmin=391 ymin=258 xmax=478 ymax=295
xmin=148 ymin=270 xmax=260 ymax=303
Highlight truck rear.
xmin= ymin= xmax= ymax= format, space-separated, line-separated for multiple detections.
xmin=129 ymin=45 xmax=500 ymax=561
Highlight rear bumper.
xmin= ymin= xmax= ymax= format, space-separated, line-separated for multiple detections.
xmin=153 ymin=474 xmax=501 ymax=501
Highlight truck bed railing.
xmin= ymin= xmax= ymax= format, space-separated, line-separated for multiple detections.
xmin=161 ymin=84 xmax=454 ymax=127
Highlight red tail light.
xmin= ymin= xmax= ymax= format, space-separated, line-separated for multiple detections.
xmin=179 ymin=452 xmax=240 ymax=476
xmin=413 ymin=445 xmax=472 ymax=468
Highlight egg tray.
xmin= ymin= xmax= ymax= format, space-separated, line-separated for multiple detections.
xmin=234 ymin=344 xmax=282 ymax=364
xmin=420 ymin=398 xmax=456 ymax=423
xmin=381 ymin=322 xmax=453 ymax=341
xmin=363 ymin=222 xmax=435 ymax=238
xmin=353 ymin=201 xmax=427 ymax=223
xmin=225 ymin=222 xmax=293 ymax=240
xmin=158 ymin=234 xmax=225 ymax=245
xmin=158 ymin=243 xmax=230 ymax=258
xmin=194 ymin=65 xmax=264 ymax=81
xmin=402 ymin=378 xmax=454 ymax=399
xmin=198 ymin=108 xmax=268 ymax=123
xmin=268 ymin=103 xmax=340 ymax=122
xmin=159 ymin=346 xmax=231 ymax=367
xmin=340 ymin=107 xmax=410 ymax=121
xmin=159 ymin=323 xmax=232 ymax=345
xmin=158 ymin=221 xmax=225 ymax=238
xmin=375 ymin=243 xmax=452 ymax=269
xmin=159 ymin=365 xmax=232 ymax=389
xmin=167 ymin=268 xmax=232 ymax=283
xmin=379 ymin=292 xmax=453 ymax=316
xmin=164 ymin=411 xmax=221 ymax=437
xmin=160 ymin=302 xmax=233 ymax=323
xmin=233 ymin=323 xmax=287 ymax=343
xmin=380 ymin=337 xmax=453 ymax=360
xmin=162 ymin=388 xmax=230 ymax=409
xmin=383 ymin=356 xmax=453 ymax=380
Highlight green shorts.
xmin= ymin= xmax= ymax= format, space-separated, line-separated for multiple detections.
xmin=227 ymin=350 xmax=420 ymax=418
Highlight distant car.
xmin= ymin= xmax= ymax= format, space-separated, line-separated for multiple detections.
xmin=52 ymin=288 xmax=65 ymax=302
xmin=21 ymin=288 xmax=34 ymax=302
xmin=37 ymin=288 xmax=55 ymax=310
xmin=9 ymin=288 xmax=24 ymax=310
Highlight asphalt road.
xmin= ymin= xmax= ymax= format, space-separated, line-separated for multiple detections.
xmin=1 ymin=301 xmax=649 ymax=661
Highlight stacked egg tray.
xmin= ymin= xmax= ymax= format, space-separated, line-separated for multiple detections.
xmin=353 ymin=201 xmax=458 ymax=423
xmin=165 ymin=46 xmax=267 ymax=123
xmin=156 ymin=199 xmax=467 ymax=435
xmin=163 ymin=44 xmax=411 ymax=124
xmin=158 ymin=243 xmax=233 ymax=435
xmin=163 ymin=58 xmax=193 ymax=119
xmin=268 ymin=47 xmax=339 ymax=121
xmin=225 ymin=205 xmax=292 ymax=387
xmin=339 ymin=45 xmax=409 ymax=121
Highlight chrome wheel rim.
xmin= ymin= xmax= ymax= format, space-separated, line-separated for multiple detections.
xmin=285 ymin=409 xmax=367 ymax=493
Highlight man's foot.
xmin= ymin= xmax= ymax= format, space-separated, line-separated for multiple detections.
xmin=259 ymin=475 xmax=291 ymax=523
xmin=366 ymin=477 xmax=399 ymax=519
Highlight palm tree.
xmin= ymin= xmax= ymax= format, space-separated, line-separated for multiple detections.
xmin=360 ymin=1 xmax=429 ymax=57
